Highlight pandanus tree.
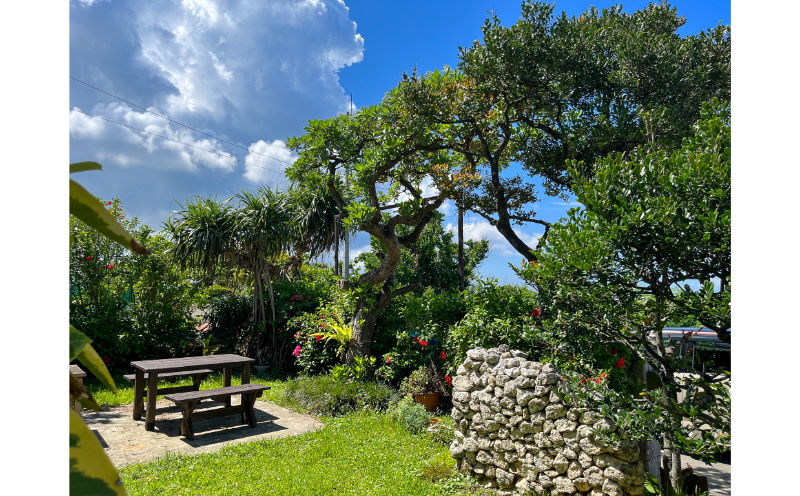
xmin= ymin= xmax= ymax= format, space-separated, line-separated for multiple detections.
xmin=285 ymin=177 xmax=351 ymax=277
xmin=287 ymin=92 xmax=480 ymax=362
xmin=165 ymin=187 xmax=291 ymax=362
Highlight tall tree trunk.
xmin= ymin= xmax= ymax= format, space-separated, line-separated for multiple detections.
xmin=263 ymin=267 xmax=277 ymax=366
xmin=344 ymin=282 xmax=422 ymax=363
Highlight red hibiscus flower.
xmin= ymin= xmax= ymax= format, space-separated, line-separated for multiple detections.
xmin=594 ymin=377 xmax=602 ymax=384
xmin=611 ymin=349 xmax=618 ymax=355
xmin=419 ymin=340 xmax=428 ymax=347
xmin=413 ymin=336 xmax=420 ymax=343
xmin=107 ymin=201 xmax=112 ymax=205
xmin=616 ymin=358 xmax=625 ymax=368
xmin=445 ymin=375 xmax=452 ymax=387
xmin=314 ymin=334 xmax=322 ymax=341
xmin=440 ymin=351 xmax=447 ymax=360
xmin=531 ymin=309 xmax=540 ymax=318
xmin=386 ymin=357 xmax=391 ymax=364
xmin=107 ymin=264 xmax=114 ymax=269
xmin=85 ymin=256 xmax=92 ymax=261
xmin=103 ymin=356 xmax=111 ymax=364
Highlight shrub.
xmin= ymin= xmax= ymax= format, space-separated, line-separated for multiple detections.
xmin=330 ymin=356 xmax=376 ymax=383
xmin=390 ymin=395 xmax=430 ymax=433
xmin=419 ymin=451 xmax=456 ymax=482
xmin=279 ymin=375 xmax=396 ymax=416
xmin=427 ymin=415 xmax=457 ymax=446
xmin=399 ymin=364 xmax=447 ymax=396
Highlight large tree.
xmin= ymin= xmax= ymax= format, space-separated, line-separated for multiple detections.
xmin=398 ymin=1 xmax=730 ymax=260
xmin=287 ymin=92 xmax=479 ymax=361
xmin=517 ymin=101 xmax=731 ymax=491
xmin=355 ymin=213 xmax=490 ymax=294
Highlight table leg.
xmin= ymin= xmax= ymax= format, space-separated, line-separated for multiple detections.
xmin=242 ymin=362 xmax=251 ymax=384
xmin=72 ymin=376 xmax=84 ymax=415
xmin=133 ymin=370 xmax=145 ymax=420
xmin=145 ymin=371 xmax=159 ymax=431
xmin=223 ymin=365 xmax=232 ymax=407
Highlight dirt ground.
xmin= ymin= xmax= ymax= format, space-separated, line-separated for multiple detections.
xmin=82 ymin=397 xmax=324 ymax=467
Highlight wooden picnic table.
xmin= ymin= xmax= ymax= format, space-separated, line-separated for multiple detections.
xmin=130 ymin=354 xmax=255 ymax=431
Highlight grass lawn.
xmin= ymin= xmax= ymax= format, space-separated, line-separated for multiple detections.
xmin=85 ymin=372 xmax=489 ymax=496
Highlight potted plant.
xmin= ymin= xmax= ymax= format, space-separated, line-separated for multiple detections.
xmin=400 ymin=362 xmax=446 ymax=412
xmin=254 ymin=348 xmax=269 ymax=376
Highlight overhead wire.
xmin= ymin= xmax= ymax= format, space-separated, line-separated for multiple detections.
xmin=69 ymin=76 xmax=295 ymax=166
xmin=70 ymin=107 xmax=284 ymax=174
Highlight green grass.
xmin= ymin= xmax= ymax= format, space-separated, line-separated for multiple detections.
xmin=87 ymin=373 xmax=491 ymax=495
xmin=120 ymin=411 xmax=486 ymax=496
xmin=84 ymin=370 xmax=289 ymax=408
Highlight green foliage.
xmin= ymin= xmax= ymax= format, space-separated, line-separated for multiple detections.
xmin=419 ymin=451 xmax=456 ymax=483
xmin=330 ymin=356 xmax=377 ymax=383
xmin=399 ymin=364 xmax=446 ymax=396
xmin=446 ymin=278 xmax=542 ymax=371
xmin=515 ymin=103 xmax=731 ymax=476
xmin=70 ymin=203 xmax=199 ymax=373
xmin=390 ymin=395 xmax=431 ymax=434
xmin=279 ymin=375 xmax=396 ymax=416
xmin=200 ymin=288 xmax=252 ymax=354
xmin=69 ymin=163 xmax=130 ymax=495
xmin=356 ymin=214 xmax=489 ymax=294
xmin=427 ymin=415 xmax=457 ymax=446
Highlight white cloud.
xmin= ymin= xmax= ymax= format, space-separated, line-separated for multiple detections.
xmin=242 ymin=140 xmax=296 ymax=186
xmin=69 ymin=103 xmax=237 ymax=172
xmin=208 ymin=52 xmax=233 ymax=81
xmin=446 ymin=219 xmax=542 ymax=258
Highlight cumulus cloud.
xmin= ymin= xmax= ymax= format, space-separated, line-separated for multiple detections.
xmin=445 ymin=219 xmax=542 ymax=258
xmin=70 ymin=103 xmax=237 ymax=172
xmin=242 ymin=140 xmax=296 ymax=187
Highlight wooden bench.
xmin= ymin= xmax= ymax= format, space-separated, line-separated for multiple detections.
xmin=165 ymin=384 xmax=270 ymax=439
xmin=123 ymin=369 xmax=213 ymax=406
xmin=70 ymin=364 xmax=87 ymax=415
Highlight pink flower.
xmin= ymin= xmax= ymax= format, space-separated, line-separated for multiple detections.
xmin=107 ymin=201 xmax=112 ymax=205
xmin=292 ymin=346 xmax=302 ymax=357
xmin=386 ymin=356 xmax=391 ymax=364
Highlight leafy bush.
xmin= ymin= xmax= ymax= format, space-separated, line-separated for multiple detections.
xmin=390 ymin=395 xmax=430 ymax=433
xmin=427 ymin=415 xmax=457 ymax=446
xmin=419 ymin=451 xmax=456 ymax=482
xmin=330 ymin=356 xmax=376 ymax=383
xmin=70 ymin=201 xmax=199 ymax=373
xmin=400 ymin=364 xmax=447 ymax=396
xmin=446 ymin=278 xmax=542 ymax=372
xmin=279 ymin=375 xmax=396 ymax=416
xmin=200 ymin=287 xmax=253 ymax=354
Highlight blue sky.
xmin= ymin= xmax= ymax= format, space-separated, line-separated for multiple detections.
xmin=69 ymin=0 xmax=731 ymax=285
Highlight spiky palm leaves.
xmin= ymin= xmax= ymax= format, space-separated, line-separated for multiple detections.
xmin=165 ymin=188 xmax=292 ymax=361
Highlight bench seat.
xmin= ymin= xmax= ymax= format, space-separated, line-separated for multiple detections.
xmin=123 ymin=369 xmax=213 ymax=402
xmin=165 ymin=384 xmax=270 ymax=439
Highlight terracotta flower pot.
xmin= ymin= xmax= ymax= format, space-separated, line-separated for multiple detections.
xmin=413 ymin=393 xmax=440 ymax=412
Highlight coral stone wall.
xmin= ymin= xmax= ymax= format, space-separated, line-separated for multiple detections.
xmin=449 ymin=345 xmax=646 ymax=496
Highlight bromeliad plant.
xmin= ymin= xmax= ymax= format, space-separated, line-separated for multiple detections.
xmin=70 ymin=161 xmax=151 ymax=495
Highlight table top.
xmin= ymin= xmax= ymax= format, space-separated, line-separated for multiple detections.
xmin=69 ymin=364 xmax=86 ymax=378
xmin=130 ymin=354 xmax=254 ymax=373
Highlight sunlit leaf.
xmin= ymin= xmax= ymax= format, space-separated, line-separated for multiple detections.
xmin=69 ymin=410 xmax=126 ymax=495
xmin=77 ymin=343 xmax=117 ymax=394
xmin=70 ymin=162 xmax=103 ymax=174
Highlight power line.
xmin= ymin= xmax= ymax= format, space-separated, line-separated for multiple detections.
xmin=70 ymin=107 xmax=285 ymax=175
xmin=69 ymin=76 xmax=295 ymax=166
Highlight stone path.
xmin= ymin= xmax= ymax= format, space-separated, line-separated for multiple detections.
xmin=83 ymin=398 xmax=324 ymax=467
xmin=683 ymin=455 xmax=731 ymax=496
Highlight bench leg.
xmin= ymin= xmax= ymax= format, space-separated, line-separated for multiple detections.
xmin=145 ymin=372 xmax=159 ymax=431
xmin=192 ymin=374 xmax=204 ymax=404
xmin=133 ymin=370 xmax=145 ymax=421
xmin=245 ymin=392 xmax=258 ymax=428
xmin=180 ymin=400 xmax=197 ymax=440
xmin=222 ymin=366 xmax=232 ymax=407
